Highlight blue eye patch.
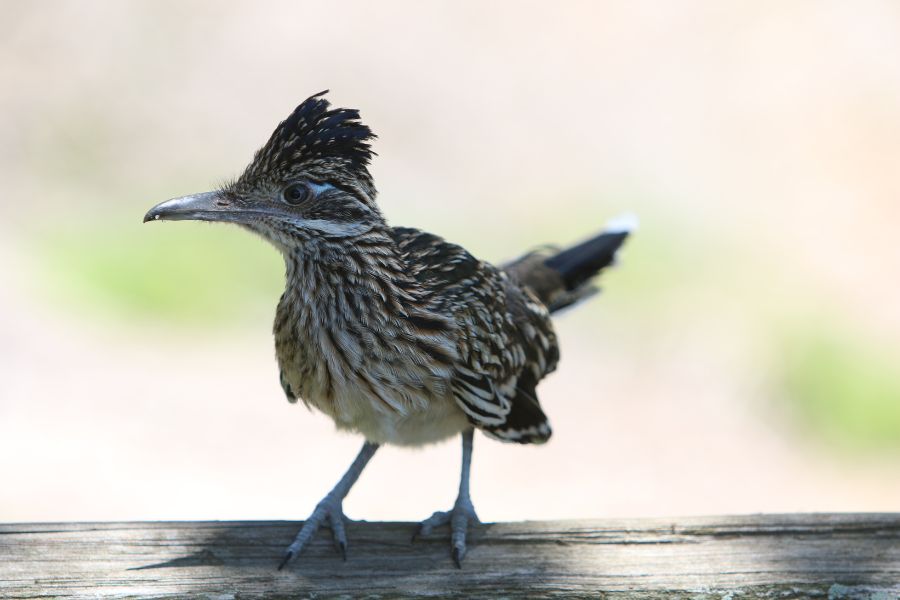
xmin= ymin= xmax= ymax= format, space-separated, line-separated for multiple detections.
xmin=308 ymin=181 xmax=334 ymax=195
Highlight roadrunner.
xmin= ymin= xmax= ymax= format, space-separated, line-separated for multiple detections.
xmin=144 ymin=91 xmax=634 ymax=568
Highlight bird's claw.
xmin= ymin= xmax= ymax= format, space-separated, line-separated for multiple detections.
xmin=451 ymin=545 xmax=464 ymax=569
xmin=413 ymin=497 xmax=479 ymax=568
xmin=276 ymin=550 xmax=293 ymax=571
xmin=279 ymin=494 xmax=349 ymax=569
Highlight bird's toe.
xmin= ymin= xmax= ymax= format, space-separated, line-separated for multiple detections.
xmin=328 ymin=509 xmax=349 ymax=559
xmin=276 ymin=550 xmax=294 ymax=571
xmin=451 ymin=543 xmax=465 ymax=569
xmin=279 ymin=495 xmax=348 ymax=569
xmin=414 ymin=510 xmax=451 ymax=539
xmin=413 ymin=499 xmax=479 ymax=567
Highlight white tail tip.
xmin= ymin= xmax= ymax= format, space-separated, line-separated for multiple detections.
xmin=604 ymin=212 xmax=639 ymax=234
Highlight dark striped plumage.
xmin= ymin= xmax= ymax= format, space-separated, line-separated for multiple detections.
xmin=144 ymin=91 xmax=633 ymax=568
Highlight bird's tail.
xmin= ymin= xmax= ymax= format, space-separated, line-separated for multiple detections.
xmin=503 ymin=214 xmax=637 ymax=314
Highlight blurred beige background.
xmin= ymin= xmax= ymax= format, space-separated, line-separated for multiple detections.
xmin=1 ymin=1 xmax=898 ymax=524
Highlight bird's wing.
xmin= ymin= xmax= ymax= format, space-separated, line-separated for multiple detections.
xmin=480 ymin=369 xmax=552 ymax=444
xmin=390 ymin=227 xmax=558 ymax=440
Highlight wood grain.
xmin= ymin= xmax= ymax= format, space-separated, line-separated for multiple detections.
xmin=2 ymin=514 xmax=899 ymax=599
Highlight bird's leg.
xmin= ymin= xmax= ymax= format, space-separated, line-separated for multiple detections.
xmin=278 ymin=441 xmax=379 ymax=569
xmin=414 ymin=429 xmax=479 ymax=568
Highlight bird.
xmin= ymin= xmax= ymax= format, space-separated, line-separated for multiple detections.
xmin=144 ymin=91 xmax=634 ymax=569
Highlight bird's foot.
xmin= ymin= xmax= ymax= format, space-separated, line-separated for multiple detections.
xmin=413 ymin=495 xmax=480 ymax=568
xmin=278 ymin=493 xmax=349 ymax=570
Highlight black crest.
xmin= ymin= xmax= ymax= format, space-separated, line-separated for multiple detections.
xmin=244 ymin=91 xmax=377 ymax=185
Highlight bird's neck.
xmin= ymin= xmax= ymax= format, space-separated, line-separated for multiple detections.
xmin=276 ymin=230 xmax=411 ymax=334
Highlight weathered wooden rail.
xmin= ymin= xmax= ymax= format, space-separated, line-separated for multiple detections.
xmin=1 ymin=514 xmax=899 ymax=599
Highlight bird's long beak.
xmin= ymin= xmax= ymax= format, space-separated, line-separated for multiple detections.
xmin=143 ymin=191 xmax=237 ymax=224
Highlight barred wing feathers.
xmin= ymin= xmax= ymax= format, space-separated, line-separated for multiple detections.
xmin=390 ymin=227 xmax=558 ymax=444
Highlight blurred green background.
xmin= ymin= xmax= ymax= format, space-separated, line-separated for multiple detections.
xmin=1 ymin=1 xmax=898 ymax=522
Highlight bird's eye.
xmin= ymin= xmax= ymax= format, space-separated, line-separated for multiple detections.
xmin=283 ymin=183 xmax=311 ymax=205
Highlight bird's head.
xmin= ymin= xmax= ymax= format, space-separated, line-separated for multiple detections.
xmin=144 ymin=91 xmax=382 ymax=251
